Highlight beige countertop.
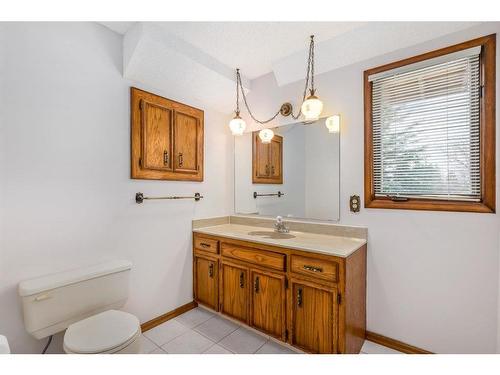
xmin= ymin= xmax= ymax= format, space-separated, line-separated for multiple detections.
xmin=193 ymin=223 xmax=366 ymax=258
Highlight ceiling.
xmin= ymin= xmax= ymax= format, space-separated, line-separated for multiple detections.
xmin=102 ymin=21 xmax=365 ymax=79
xmin=153 ymin=22 xmax=366 ymax=79
xmin=100 ymin=21 xmax=482 ymax=113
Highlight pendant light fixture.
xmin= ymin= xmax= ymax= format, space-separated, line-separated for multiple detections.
xmin=325 ymin=115 xmax=340 ymax=133
xmin=229 ymin=35 xmax=323 ymax=141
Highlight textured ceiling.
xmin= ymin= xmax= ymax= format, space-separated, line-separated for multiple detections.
xmin=154 ymin=22 xmax=366 ymax=79
xmin=103 ymin=21 xmax=482 ymax=113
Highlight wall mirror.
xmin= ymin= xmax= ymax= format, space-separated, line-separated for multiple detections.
xmin=234 ymin=118 xmax=340 ymax=221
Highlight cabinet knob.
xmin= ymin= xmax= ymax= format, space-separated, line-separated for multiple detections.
xmin=271 ymin=165 xmax=275 ymax=175
xmin=254 ymin=276 xmax=260 ymax=293
xmin=208 ymin=263 xmax=214 ymax=278
xmin=178 ymin=153 xmax=184 ymax=167
xmin=239 ymin=271 xmax=244 ymax=288
xmin=163 ymin=150 xmax=169 ymax=165
xmin=297 ymin=288 xmax=303 ymax=307
xmin=265 ymin=164 xmax=270 ymax=175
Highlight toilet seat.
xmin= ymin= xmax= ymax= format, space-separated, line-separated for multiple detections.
xmin=63 ymin=310 xmax=140 ymax=354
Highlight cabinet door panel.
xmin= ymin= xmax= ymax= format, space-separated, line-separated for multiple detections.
xmin=291 ymin=281 xmax=337 ymax=353
xmin=141 ymin=101 xmax=173 ymax=171
xmin=250 ymin=270 xmax=285 ymax=339
xmin=270 ymin=137 xmax=282 ymax=181
xmin=194 ymin=256 xmax=218 ymax=311
xmin=221 ymin=262 xmax=248 ymax=323
xmin=255 ymin=140 xmax=270 ymax=178
xmin=174 ymin=111 xmax=199 ymax=173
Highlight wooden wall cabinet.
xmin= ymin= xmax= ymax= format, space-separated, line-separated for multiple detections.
xmin=131 ymin=87 xmax=204 ymax=181
xmin=252 ymin=132 xmax=283 ymax=184
xmin=193 ymin=233 xmax=366 ymax=354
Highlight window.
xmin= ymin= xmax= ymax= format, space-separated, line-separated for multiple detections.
xmin=364 ymin=35 xmax=496 ymax=213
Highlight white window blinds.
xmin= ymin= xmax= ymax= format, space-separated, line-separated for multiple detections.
xmin=370 ymin=47 xmax=481 ymax=202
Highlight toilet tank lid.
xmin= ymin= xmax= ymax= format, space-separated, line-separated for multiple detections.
xmin=18 ymin=260 xmax=132 ymax=297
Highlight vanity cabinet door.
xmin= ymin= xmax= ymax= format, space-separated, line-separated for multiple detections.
xmin=220 ymin=262 xmax=249 ymax=323
xmin=290 ymin=279 xmax=338 ymax=354
xmin=254 ymin=135 xmax=270 ymax=179
xmin=194 ymin=255 xmax=218 ymax=311
xmin=250 ymin=270 xmax=285 ymax=339
xmin=269 ymin=136 xmax=283 ymax=182
xmin=173 ymin=110 xmax=202 ymax=174
xmin=140 ymin=100 xmax=173 ymax=172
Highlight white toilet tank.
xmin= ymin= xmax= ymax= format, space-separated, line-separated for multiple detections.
xmin=18 ymin=260 xmax=132 ymax=339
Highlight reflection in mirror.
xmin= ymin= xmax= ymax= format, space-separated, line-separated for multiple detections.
xmin=234 ymin=118 xmax=340 ymax=221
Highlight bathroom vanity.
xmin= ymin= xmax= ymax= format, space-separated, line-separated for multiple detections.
xmin=192 ymin=217 xmax=367 ymax=354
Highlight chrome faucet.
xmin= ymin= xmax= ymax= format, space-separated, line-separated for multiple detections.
xmin=274 ymin=216 xmax=289 ymax=233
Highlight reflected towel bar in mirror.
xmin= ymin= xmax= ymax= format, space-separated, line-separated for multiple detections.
xmin=253 ymin=191 xmax=285 ymax=199
xmin=136 ymin=192 xmax=203 ymax=204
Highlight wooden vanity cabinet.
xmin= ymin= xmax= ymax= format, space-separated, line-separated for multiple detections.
xmin=220 ymin=261 xmax=249 ymax=323
xmin=193 ymin=254 xmax=218 ymax=311
xmin=290 ymin=279 xmax=337 ymax=353
xmin=192 ymin=233 xmax=366 ymax=354
xmin=131 ymin=87 xmax=204 ymax=181
xmin=252 ymin=132 xmax=283 ymax=184
xmin=250 ymin=269 xmax=286 ymax=340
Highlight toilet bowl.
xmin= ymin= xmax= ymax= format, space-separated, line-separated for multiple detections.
xmin=0 ymin=335 xmax=10 ymax=354
xmin=64 ymin=310 xmax=141 ymax=354
xmin=19 ymin=260 xmax=141 ymax=354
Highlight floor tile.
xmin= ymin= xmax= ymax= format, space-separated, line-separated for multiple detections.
xmin=219 ymin=327 xmax=267 ymax=354
xmin=175 ymin=308 xmax=215 ymax=328
xmin=255 ymin=340 xmax=297 ymax=354
xmin=140 ymin=335 xmax=159 ymax=354
xmin=361 ymin=340 xmax=403 ymax=354
xmin=150 ymin=347 xmax=168 ymax=354
xmin=194 ymin=315 xmax=239 ymax=342
xmin=143 ymin=319 xmax=189 ymax=346
xmin=203 ymin=344 xmax=233 ymax=354
xmin=162 ymin=330 xmax=214 ymax=354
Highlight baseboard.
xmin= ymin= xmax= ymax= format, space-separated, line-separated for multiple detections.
xmin=141 ymin=301 xmax=198 ymax=333
xmin=365 ymin=331 xmax=433 ymax=354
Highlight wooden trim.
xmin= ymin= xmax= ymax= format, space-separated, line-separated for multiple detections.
xmin=364 ymin=34 xmax=496 ymax=213
xmin=140 ymin=301 xmax=198 ymax=332
xmin=365 ymin=331 xmax=433 ymax=354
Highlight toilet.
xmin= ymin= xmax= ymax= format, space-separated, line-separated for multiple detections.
xmin=18 ymin=260 xmax=141 ymax=354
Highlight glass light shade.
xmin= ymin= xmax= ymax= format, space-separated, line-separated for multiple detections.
xmin=229 ymin=116 xmax=246 ymax=136
xmin=325 ymin=115 xmax=340 ymax=133
xmin=301 ymin=95 xmax=323 ymax=121
xmin=258 ymin=128 xmax=274 ymax=144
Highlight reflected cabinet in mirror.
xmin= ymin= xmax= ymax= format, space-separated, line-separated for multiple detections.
xmin=235 ymin=118 xmax=340 ymax=221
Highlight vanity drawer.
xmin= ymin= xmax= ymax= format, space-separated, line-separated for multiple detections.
xmin=194 ymin=235 xmax=219 ymax=254
xmin=221 ymin=243 xmax=285 ymax=272
xmin=290 ymin=255 xmax=338 ymax=282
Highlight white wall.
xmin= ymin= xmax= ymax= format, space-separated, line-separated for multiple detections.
xmin=0 ymin=22 xmax=233 ymax=353
xmin=245 ymin=23 xmax=500 ymax=353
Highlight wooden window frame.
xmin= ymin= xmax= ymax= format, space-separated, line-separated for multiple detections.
xmin=364 ymin=34 xmax=496 ymax=213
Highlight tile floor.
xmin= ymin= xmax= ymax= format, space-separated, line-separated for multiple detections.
xmin=141 ymin=307 xmax=402 ymax=354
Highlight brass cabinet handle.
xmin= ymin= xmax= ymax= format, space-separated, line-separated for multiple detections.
xmin=254 ymin=276 xmax=260 ymax=293
xmin=239 ymin=271 xmax=244 ymax=288
xmin=163 ymin=150 xmax=169 ymax=165
xmin=200 ymin=242 xmax=211 ymax=248
xmin=271 ymin=165 xmax=275 ymax=175
xmin=297 ymin=288 xmax=303 ymax=307
xmin=208 ymin=263 xmax=214 ymax=278
xmin=265 ymin=164 xmax=270 ymax=175
xmin=178 ymin=153 xmax=183 ymax=167
xmin=303 ymin=265 xmax=323 ymax=273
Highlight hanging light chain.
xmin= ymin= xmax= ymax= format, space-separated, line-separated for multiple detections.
xmin=237 ymin=69 xmax=281 ymax=124
xmin=235 ymin=35 xmax=316 ymax=124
